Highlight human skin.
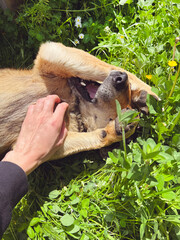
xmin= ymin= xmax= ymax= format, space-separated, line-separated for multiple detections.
xmin=2 ymin=95 xmax=68 ymax=175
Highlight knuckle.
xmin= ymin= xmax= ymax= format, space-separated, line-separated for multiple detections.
xmin=50 ymin=118 xmax=59 ymax=129
xmin=47 ymin=95 xmax=59 ymax=101
xmin=36 ymin=98 xmax=44 ymax=104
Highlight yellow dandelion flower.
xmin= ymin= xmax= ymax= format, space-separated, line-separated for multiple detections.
xmin=146 ymin=75 xmax=152 ymax=80
xmin=120 ymin=35 xmax=124 ymax=38
xmin=168 ymin=60 xmax=177 ymax=67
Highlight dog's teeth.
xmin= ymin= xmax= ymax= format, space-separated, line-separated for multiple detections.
xmin=80 ymin=81 xmax=86 ymax=86
xmin=91 ymin=98 xmax=97 ymax=103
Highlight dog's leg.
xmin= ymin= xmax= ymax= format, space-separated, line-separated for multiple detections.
xmin=51 ymin=119 xmax=138 ymax=160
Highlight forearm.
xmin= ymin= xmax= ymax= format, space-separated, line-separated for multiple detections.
xmin=0 ymin=161 xmax=28 ymax=238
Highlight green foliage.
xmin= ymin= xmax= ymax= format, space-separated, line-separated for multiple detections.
xmin=94 ymin=0 xmax=180 ymax=84
xmin=6 ymin=138 xmax=180 ymax=239
xmin=1 ymin=0 xmax=180 ymax=239
xmin=0 ymin=0 xmax=116 ymax=68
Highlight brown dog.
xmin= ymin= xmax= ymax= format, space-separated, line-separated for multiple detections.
xmin=0 ymin=42 xmax=157 ymax=160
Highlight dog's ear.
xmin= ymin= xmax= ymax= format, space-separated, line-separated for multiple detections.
xmin=131 ymin=89 xmax=158 ymax=114
xmin=131 ymin=90 xmax=148 ymax=114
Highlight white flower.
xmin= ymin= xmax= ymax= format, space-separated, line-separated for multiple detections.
xmin=75 ymin=16 xmax=81 ymax=23
xmin=104 ymin=26 xmax=110 ymax=32
xmin=75 ymin=16 xmax=82 ymax=28
xmin=79 ymin=33 xmax=84 ymax=39
xmin=75 ymin=22 xmax=82 ymax=28
xmin=74 ymin=39 xmax=80 ymax=45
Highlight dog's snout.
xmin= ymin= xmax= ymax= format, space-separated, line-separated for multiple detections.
xmin=112 ymin=72 xmax=128 ymax=91
xmin=115 ymin=76 xmax=123 ymax=84
xmin=115 ymin=73 xmax=127 ymax=83
xmin=94 ymin=70 xmax=129 ymax=102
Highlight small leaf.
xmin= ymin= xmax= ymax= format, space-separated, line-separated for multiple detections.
xmin=163 ymin=174 xmax=174 ymax=182
xmin=116 ymin=99 xmax=122 ymax=122
xmin=36 ymin=33 xmax=44 ymax=41
xmin=66 ymin=224 xmax=80 ymax=234
xmin=165 ymin=216 xmax=180 ymax=224
xmin=106 ymin=157 xmax=113 ymax=164
xmin=80 ymin=209 xmax=87 ymax=218
xmin=120 ymin=110 xmax=139 ymax=125
xmin=120 ymin=219 xmax=126 ymax=227
xmin=71 ymin=197 xmax=80 ymax=205
xmin=80 ymin=233 xmax=90 ymax=240
xmin=27 ymin=226 xmax=35 ymax=238
xmin=135 ymin=183 xmax=143 ymax=200
xmin=81 ymin=198 xmax=90 ymax=209
xmin=119 ymin=0 xmax=128 ymax=5
xmin=156 ymin=175 xmax=164 ymax=191
xmin=60 ymin=214 xmax=74 ymax=227
xmin=119 ymin=0 xmax=132 ymax=5
xmin=52 ymin=204 xmax=63 ymax=214
xmin=108 ymin=152 xmax=119 ymax=164
xmin=146 ymin=138 xmax=156 ymax=149
xmin=104 ymin=212 xmax=114 ymax=222
xmin=140 ymin=223 xmax=146 ymax=240
xmin=162 ymin=191 xmax=176 ymax=200
xmin=145 ymin=150 xmax=161 ymax=160
xmin=65 ymin=188 xmax=74 ymax=197
xmin=138 ymin=0 xmax=155 ymax=8
xmin=49 ymin=190 xmax=60 ymax=199
xmin=30 ymin=217 xmax=44 ymax=226
xmin=172 ymin=134 xmax=180 ymax=150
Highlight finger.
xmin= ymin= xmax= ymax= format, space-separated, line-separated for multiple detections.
xmin=34 ymin=97 xmax=46 ymax=113
xmin=56 ymin=122 xmax=68 ymax=146
xmin=43 ymin=95 xmax=61 ymax=113
xmin=53 ymin=102 xmax=69 ymax=128
xmin=23 ymin=104 xmax=35 ymax=125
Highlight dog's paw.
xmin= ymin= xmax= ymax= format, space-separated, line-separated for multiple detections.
xmin=100 ymin=116 xmax=138 ymax=147
xmin=115 ymin=117 xmax=137 ymax=136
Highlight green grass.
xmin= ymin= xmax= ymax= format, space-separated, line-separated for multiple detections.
xmin=1 ymin=0 xmax=180 ymax=239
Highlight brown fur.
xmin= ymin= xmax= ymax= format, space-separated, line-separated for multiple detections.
xmin=0 ymin=42 xmax=158 ymax=159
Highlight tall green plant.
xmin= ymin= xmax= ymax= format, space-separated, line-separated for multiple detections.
xmin=1 ymin=0 xmax=180 ymax=240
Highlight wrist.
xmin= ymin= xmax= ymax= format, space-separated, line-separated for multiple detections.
xmin=2 ymin=150 xmax=39 ymax=175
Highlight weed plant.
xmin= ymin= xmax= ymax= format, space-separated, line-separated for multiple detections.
xmin=1 ymin=0 xmax=180 ymax=239
xmin=0 ymin=0 xmax=116 ymax=68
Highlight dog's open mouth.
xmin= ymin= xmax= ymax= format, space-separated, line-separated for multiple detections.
xmin=70 ymin=77 xmax=100 ymax=102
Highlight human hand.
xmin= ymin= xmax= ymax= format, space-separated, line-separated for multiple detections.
xmin=2 ymin=95 xmax=68 ymax=175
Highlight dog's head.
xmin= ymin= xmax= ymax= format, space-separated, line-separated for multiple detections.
xmin=35 ymin=42 xmax=158 ymax=133
xmin=69 ymin=70 xmax=155 ymax=132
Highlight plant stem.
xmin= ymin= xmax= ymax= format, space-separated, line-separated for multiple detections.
xmin=168 ymin=63 xmax=180 ymax=99
xmin=122 ymin=124 xmax=127 ymax=160
xmin=165 ymin=63 xmax=180 ymax=109
xmin=169 ymin=111 xmax=180 ymax=132
xmin=52 ymin=3 xmax=113 ymax=13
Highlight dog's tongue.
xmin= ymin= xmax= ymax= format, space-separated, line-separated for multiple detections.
xmin=86 ymin=84 xmax=99 ymax=99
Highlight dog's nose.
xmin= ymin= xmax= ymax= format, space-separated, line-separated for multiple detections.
xmin=111 ymin=71 xmax=128 ymax=91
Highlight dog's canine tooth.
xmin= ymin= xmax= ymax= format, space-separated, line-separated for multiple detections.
xmin=80 ymin=81 xmax=86 ymax=86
